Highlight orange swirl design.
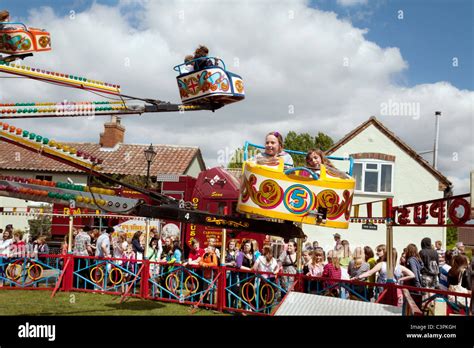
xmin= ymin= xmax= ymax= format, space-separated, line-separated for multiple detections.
xmin=251 ymin=179 xmax=283 ymax=209
xmin=39 ymin=36 xmax=50 ymax=48
xmin=316 ymin=189 xmax=353 ymax=220
xmin=235 ymin=80 xmax=244 ymax=93
xmin=220 ymin=80 xmax=229 ymax=91
xmin=240 ymin=174 xmax=255 ymax=203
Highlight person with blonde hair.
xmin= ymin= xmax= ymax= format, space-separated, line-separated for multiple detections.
xmin=10 ymin=230 xmax=26 ymax=258
xmin=308 ymin=248 xmax=325 ymax=277
xmin=339 ymin=240 xmax=351 ymax=268
xmin=322 ymin=250 xmax=341 ymax=296
xmin=254 ymin=244 xmax=279 ymax=310
xmin=348 ymin=247 xmax=370 ymax=298
xmin=182 ymin=54 xmax=195 ymax=74
xmin=354 ymin=248 xmax=415 ymax=287
xmin=307 ymin=247 xmax=325 ymax=293
xmin=208 ymin=237 xmax=221 ymax=259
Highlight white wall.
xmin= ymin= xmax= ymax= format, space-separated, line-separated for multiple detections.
xmin=185 ymin=156 xmax=204 ymax=178
xmin=304 ymin=124 xmax=446 ymax=255
xmin=0 ymin=196 xmax=31 ymax=231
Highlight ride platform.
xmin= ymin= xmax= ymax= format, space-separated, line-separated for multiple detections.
xmin=274 ymin=292 xmax=402 ymax=316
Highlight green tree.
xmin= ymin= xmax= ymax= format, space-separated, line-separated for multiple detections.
xmin=28 ymin=206 xmax=52 ymax=240
xmin=228 ymin=147 xmax=244 ymax=169
xmin=446 ymin=219 xmax=458 ymax=250
xmin=314 ymin=132 xmax=334 ymax=151
xmin=227 ymin=147 xmax=261 ymax=168
xmin=283 ymin=131 xmax=334 ymax=166
xmin=284 ymin=131 xmax=315 ymax=153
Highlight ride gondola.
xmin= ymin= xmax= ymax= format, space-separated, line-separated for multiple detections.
xmin=237 ymin=142 xmax=356 ymax=229
xmin=0 ymin=19 xmax=51 ymax=62
xmin=173 ymin=56 xmax=245 ymax=107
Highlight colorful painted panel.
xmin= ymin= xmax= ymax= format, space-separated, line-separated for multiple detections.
xmin=0 ymin=27 xmax=51 ymax=54
xmin=177 ymin=67 xmax=244 ymax=104
xmin=237 ymin=161 xmax=355 ymax=229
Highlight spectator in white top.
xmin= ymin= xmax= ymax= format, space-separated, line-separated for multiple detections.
xmin=208 ymin=237 xmax=221 ymax=260
xmin=96 ymin=226 xmax=113 ymax=257
xmin=181 ymin=55 xmax=195 ymax=74
xmin=253 ymin=245 xmax=279 ymax=284
xmin=452 ymin=242 xmax=465 ymax=257
xmin=112 ymin=232 xmax=128 ymax=261
xmin=435 ymin=240 xmax=446 ymax=266
xmin=0 ymin=229 xmax=13 ymax=257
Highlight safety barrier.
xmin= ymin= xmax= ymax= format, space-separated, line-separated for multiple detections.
xmin=147 ymin=262 xmax=219 ymax=310
xmin=0 ymin=254 xmax=62 ymax=289
xmin=71 ymin=255 xmax=142 ymax=297
xmin=0 ymin=254 xmax=470 ymax=316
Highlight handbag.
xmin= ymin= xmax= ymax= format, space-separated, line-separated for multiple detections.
xmin=448 ymin=270 xmax=470 ymax=307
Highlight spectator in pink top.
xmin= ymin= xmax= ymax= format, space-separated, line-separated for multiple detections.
xmin=322 ymin=249 xmax=341 ymax=296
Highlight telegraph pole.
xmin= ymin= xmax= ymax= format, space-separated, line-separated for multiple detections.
xmin=433 ymin=111 xmax=441 ymax=169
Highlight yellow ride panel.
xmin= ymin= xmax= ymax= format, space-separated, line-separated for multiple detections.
xmin=237 ymin=160 xmax=355 ymax=229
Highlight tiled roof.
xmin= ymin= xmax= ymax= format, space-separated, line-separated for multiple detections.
xmin=0 ymin=142 xmax=204 ymax=176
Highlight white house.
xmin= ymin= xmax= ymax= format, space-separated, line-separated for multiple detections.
xmin=303 ymin=116 xmax=452 ymax=255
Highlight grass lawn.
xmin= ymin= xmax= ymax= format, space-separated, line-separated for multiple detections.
xmin=0 ymin=290 xmax=225 ymax=316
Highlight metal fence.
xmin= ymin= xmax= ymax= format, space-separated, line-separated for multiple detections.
xmin=0 ymin=254 xmax=470 ymax=316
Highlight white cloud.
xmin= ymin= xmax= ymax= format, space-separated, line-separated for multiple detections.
xmin=1 ymin=0 xmax=472 ymax=196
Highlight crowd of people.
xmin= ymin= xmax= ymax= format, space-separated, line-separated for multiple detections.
xmin=0 ymin=221 xmax=472 ymax=312
xmin=0 ymin=224 xmax=49 ymax=260
xmin=298 ymin=234 xmax=472 ymax=308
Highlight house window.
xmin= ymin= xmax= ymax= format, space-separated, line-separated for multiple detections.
xmin=352 ymin=161 xmax=393 ymax=194
xmin=35 ymin=175 xmax=53 ymax=181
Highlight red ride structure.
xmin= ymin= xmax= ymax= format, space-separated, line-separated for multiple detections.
xmin=49 ymin=167 xmax=266 ymax=251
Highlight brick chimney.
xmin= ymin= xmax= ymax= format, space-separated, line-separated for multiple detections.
xmin=100 ymin=116 xmax=125 ymax=148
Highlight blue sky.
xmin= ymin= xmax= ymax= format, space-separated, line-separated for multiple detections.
xmin=313 ymin=0 xmax=473 ymax=90
xmin=3 ymin=0 xmax=472 ymax=90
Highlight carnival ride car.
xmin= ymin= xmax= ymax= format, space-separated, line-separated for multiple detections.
xmin=174 ymin=57 xmax=244 ymax=107
xmin=237 ymin=142 xmax=356 ymax=229
xmin=0 ymin=20 xmax=51 ymax=62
